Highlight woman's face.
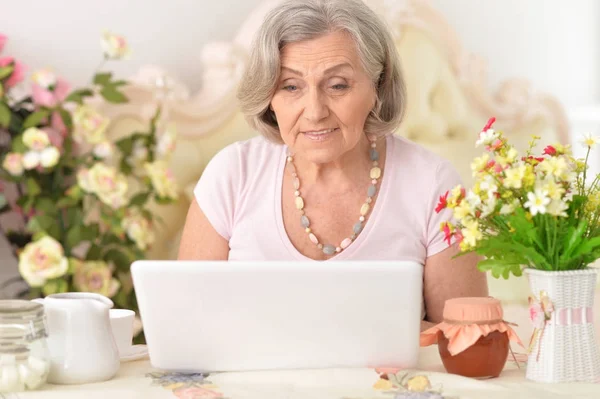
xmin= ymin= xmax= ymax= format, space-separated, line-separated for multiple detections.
xmin=270 ymin=31 xmax=376 ymax=164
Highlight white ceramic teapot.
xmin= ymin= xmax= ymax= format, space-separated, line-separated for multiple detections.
xmin=33 ymin=292 xmax=120 ymax=385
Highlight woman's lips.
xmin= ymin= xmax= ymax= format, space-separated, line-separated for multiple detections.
xmin=302 ymin=128 xmax=339 ymax=141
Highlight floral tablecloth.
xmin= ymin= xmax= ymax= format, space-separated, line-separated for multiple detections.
xmin=9 ymin=346 xmax=600 ymax=399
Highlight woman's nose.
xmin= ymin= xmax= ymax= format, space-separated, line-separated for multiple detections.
xmin=303 ymin=90 xmax=329 ymax=122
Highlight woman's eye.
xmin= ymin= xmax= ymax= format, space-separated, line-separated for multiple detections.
xmin=331 ymin=84 xmax=349 ymax=90
xmin=283 ymin=85 xmax=298 ymax=92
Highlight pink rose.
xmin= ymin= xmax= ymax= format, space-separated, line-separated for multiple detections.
xmin=0 ymin=34 xmax=6 ymax=53
xmin=42 ymin=127 xmax=64 ymax=150
xmin=0 ymin=57 xmax=26 ymax=88
xmin=32 ymin=78 xmax=70 ymax=107
xmin=51 ymin=111 xmax=68 ymax=136
xmin=529 ymin=302 xmax=545 ymax=329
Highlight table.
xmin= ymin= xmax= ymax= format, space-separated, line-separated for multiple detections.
xmin=9 ymin=346 xmax=600 ymax=399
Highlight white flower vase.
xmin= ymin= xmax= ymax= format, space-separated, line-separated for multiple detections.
xmin=525 ymin=268 xmax=600 ymax=383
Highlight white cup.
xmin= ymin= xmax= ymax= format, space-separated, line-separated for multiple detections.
xmin=109 ymin=309 xmax=135 ymax=356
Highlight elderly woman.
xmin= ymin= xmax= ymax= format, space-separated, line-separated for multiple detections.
xmin=178 ymin=0 xmax=487 ymax=329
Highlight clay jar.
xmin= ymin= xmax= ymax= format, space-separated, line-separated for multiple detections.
xmin=420 ymin=297 xmax=522 ymax=379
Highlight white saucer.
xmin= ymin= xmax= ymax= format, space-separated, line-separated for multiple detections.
xmin=120 ymin=344 xmax=149 ymax=362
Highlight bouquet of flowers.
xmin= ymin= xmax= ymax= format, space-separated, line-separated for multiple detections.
xmin=436 ymin=117 xmax=600 ymax=279
xmin=0 ymin=31 xmax=178 ymax=336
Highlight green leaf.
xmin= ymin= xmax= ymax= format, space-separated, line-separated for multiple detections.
xmin=0 ymin=65 xmax=14 ymax=80
xmin=42 ymin=279 xmax=68 ymax=296
xmin=0 ymin=193 xmax=7 ymax=213
xmin=560 ymin=220 xmax=588 ymax=261
xmin=104 ymin=247 xmax=134 ymax=271
xmin=111 ymin=80 xmax=128 ymax=87
xmin=65 ymin=224 xmax=82 ymax=250
xmin=0 ymin=102 xmax=10 ymax=128
xmin=65 ymin=89 xmax=94 ymax=105
xmin=66 ymin=207 xmax=83 ymax=227
xmin=35 ymin=197 xmax=57 ymax=216
xmin=100 ymin=86 xmax=127 ymax=104
xmin=26 ymin=178 xmax=41 ymax=197
xmin=56 ymin=196 xmax=79 ymax=208
xmin=23 ymin=109 xmax=50 ymax=129
xmin=11 ymin=135 xmax=26 ymax=153
xmin=571 ymin=237 xmax=600 ymax=258
xmin=130 ymin=192 xmax=150 ymax=207
xmin=67 ymin=258 xmax=79 ymax=275
xmin=115 ymin=136 xmax=134 ymax=155
xmin=58 ymin=108 xmax=73 ymax=129
xmin=80 ymin=223 xmax=100 ymax=241
xmin=86 ymin=244 xmax=102 ymax=261
xmin=93 ymin=72 xmax=112 ymax=86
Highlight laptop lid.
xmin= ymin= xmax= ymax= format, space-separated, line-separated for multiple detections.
xmin=131 ymin=260 xmax=423 ymax=373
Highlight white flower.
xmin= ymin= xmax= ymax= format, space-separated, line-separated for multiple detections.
xmin=121 ymin=212 xmax=154 ymax=251
xmin=31 ymin=69 xmax=57 ymax=89
xmin=77 ymin=163 xmax=129 ymax=209
xmin=144 ymin=161 xmax=178 ymax=200
xmin=101 ymin=30 xmax=131 ymax=60
xmin=476 ymin=128 xmax=498 ymax=147
xmin=18 ymin=236 xmax=68 ymax=287
xmin=524 ymin=189 xmax=551 ymax=216
xmin=93 ymin=141 xmax=114 ymax=159
xmin=22 ymin=151 xmax=41 ymax=170
xmin=471 ymin=154 xmax=490 ymax=176
xmin=40 ymin=147 xmax=60 ymax=168
xmin=580 ymin=133 xmax=600 ymax=149
xmin=503 ymin=164 xmax=527 ymax=189
xmin=22 ymin=128 xmax=50 ymax=151
xmin=156 ymin=125 xmax=177 ymax=159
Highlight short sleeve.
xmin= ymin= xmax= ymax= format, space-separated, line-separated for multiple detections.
xmin=426 ymin=160 xmax=463 ymax=257
xmin=193 ymin=143 xmax=242 ymax=241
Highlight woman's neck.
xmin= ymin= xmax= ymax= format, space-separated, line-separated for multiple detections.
xmin=291 ymin=135 xmax=384 ymax=193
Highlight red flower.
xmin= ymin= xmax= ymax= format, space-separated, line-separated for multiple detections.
xmin=441 ymin=222 xmax=453 ymax=246
xmin=482 ymin=117 xmax=496 ymax=132
xmin=435 ymin=191 xmax=449 ymax=213
xmin=486 ymin=160 xmax=496 ymax=169
xmin=454 ymin=230 xmax=464 ymax=244
xmin=543 ymin=146 xmax=557 ymax=156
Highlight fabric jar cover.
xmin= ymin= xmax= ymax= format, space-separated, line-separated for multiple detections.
xmin=420 ymin=297 xmax=523 ymax=355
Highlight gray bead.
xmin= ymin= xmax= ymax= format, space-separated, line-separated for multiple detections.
xmin=370 ymin=148 xmax=379 ymax=161
xmin=367 ymin=184 xmax=377 ymax=197
xmin=323 ymin=245 xmax=336 ymax=255
xmin=301 ymin=215 xmax=310 ymax=228
xmin=353 ymin=222 xmax=363 ymax=234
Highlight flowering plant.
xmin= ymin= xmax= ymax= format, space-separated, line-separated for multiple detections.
xmin=436 ymin=117 xmax=600 ymax=279
xmin=0 ymin=32 xmax=178 ymax=336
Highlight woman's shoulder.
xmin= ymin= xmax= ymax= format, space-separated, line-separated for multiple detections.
xmin=208 ymin=135 xmax=284 ymax=171
xmin=388 ymin=134 xmax=462 ymax=186
xmin=390 ymin=135 xmax=456 ymax=172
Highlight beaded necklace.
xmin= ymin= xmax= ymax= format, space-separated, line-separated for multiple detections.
xmin=286 ymin=136 xmax=381 ymax=256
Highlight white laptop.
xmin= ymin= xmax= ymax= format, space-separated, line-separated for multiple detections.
xmin=131 ymin=260 xmax=423 ymax=373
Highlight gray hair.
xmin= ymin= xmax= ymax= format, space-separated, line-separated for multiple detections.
xmin=236 ymin=0 xmax=406 ymax=143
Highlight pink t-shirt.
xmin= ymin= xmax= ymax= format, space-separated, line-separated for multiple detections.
xmin=194 ymin=134 xmax=461 ymax=264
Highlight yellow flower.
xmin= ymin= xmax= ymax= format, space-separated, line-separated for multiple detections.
xmin=22 ymin=127 xmax=50 ymax=151
xmin=547 ymin=199 xmax=569 ymax=217
xmin=144 ymin=161 xmax=178 ymax=200
xmin=503 ymin=164 xmax=527 ymax=189
xmin=2 ymin=153 xmax=24 ymax=176
xmin=454 ymin=200 xmax=473 ymax=221
xmin=540 ymin=178 xmax=565 ymax=200
xmin=18 ymin=236 xmax=68 ymax=287
xmin=72 ymin=260 xmax=120 ymax=297
xmin=471 ymin=154 xmax=490 ymax=176
xmin=101 ymin=30 xmax=131 ymax=60
xmin=77 ymin=163 xmax=129 ymax=209
xmin=462 ymin=219 xmax=483 ymax=248
xmin=73 ymin=105 xmax=109 ymax=144
xmin=121 ymin=211 xmax=155 ymax=251
xmin=522 ymin=164 xmax=536 ymax=188
xmin=496 ymin=148 xmax=518 ymax=166
xmin=539 ymin=157 xmax=569 ymax=180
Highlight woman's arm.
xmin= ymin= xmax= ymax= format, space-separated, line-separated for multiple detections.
xmin=421 ymin=243 xmax=488 ymax=329
xmin=177 ymin=199 xmax=230 ymax=260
